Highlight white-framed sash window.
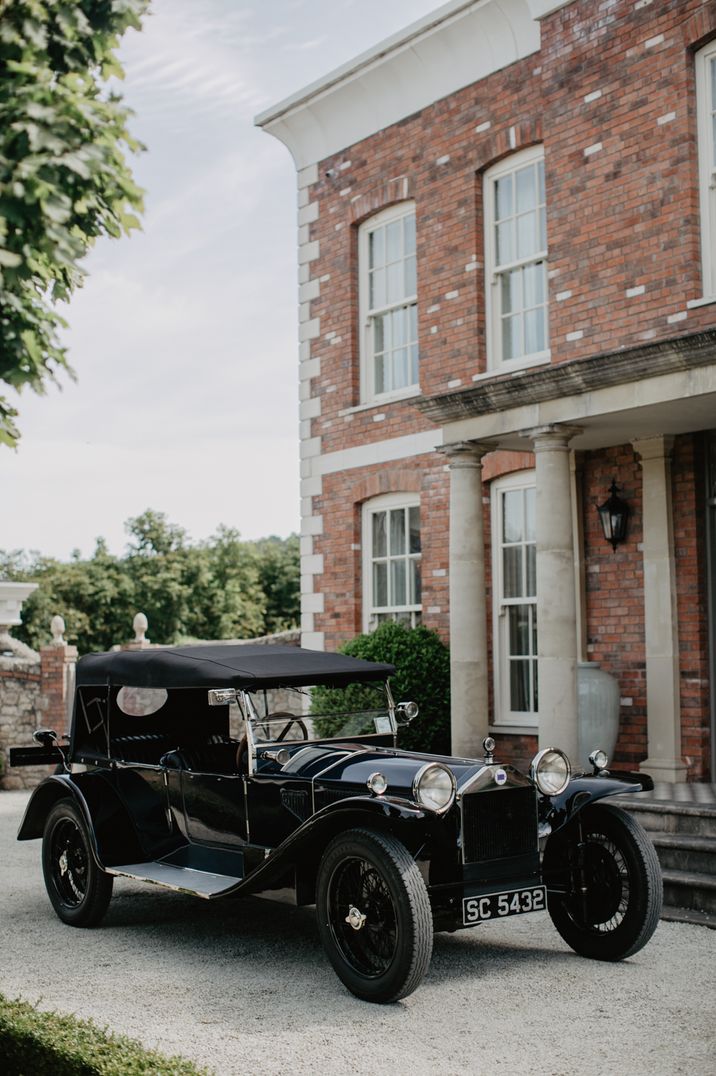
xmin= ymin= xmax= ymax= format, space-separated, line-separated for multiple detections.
xmin=484 ymin=147 xmax=549 ymax=371
xmin=358 ymin=203 xmax=418 ymax=403
xmin=696 ymin=40 xmax=716 ymax=299
xmin=362 ymin=493 xmax=421 ymax=631
xmin=491 ymin=472 xmax=538 ymax=727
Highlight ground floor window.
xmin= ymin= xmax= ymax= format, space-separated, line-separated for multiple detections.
xmin=491 ymin=472 xmax=538 ymax=726
xmin=362 ymin=493 xmax=421 ymax=632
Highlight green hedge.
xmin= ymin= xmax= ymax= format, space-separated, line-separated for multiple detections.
xmin=0 ymin=994 xmax=210 ymax=1076
xmin=312 ymin=622 xmax=451 ymax=755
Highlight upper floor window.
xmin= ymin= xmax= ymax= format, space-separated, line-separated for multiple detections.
xmin=359 ymin=203 xmax=418 ymax=403
xmin=696 ymin=41 xmax=716 ymax=297
xmin=362 ymin=493 xmax=421 ymax=632
xmin=485 ymin=147 xmax=549 ymax=370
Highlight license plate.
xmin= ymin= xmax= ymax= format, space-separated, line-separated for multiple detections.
xmin=463 ymin=885 xmax=546 ymax=925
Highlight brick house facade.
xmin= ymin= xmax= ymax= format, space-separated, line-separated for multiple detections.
xmin=258 ymin=0 xmax=716 ymax=783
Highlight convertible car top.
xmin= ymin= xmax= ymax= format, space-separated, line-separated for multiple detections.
xmin=75 ymin=643 xmax=395 ymax=690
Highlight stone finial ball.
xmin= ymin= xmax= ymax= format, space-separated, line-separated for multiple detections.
xmin=50 ymin=615 xmax=66 ymax=645
xmin=133 ymin=612 xmax=149 ymax=642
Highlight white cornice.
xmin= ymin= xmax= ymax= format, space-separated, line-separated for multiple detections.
xmin=255 ymin=0 xmax=562 ymax=170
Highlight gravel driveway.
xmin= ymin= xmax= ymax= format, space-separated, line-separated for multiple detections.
xmin=1 ymin=789 xmax=714 ymax=1075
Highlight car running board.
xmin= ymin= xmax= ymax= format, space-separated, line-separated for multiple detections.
xmin=106 ymin=861 xmax=243 ymax=899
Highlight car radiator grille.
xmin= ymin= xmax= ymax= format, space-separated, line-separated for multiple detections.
xmin=461 ymin=786 xmax=538 ymax=863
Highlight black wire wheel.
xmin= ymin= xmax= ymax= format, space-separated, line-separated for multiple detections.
xmin=543 ymin=803 xmax=662 ymax=961
xmin=42 ymin=798 xmax=113 ymax=927
xmin=316 ymin=828 xmax=433 ymax=1003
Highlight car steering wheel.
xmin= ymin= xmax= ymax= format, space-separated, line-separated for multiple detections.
xmin=235 ymin=713 xmax=308 ymax=773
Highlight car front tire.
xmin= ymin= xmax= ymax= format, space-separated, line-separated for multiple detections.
xmin=543 ymin=802 xmax=662 ymax=961
xmin=42 ymin=798 xmax=113 ymax=927
xmin=316 ymin=827 xmax=433 ymax=1003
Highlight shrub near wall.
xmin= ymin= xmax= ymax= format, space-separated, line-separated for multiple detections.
xmin=0 ymin=994 xmax=209 ymax=1076
xmin=312 ymin=623 xmax=451 ymax=755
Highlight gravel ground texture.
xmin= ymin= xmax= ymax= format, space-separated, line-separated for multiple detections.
xmin=0 ymin=789 xmax=714 ymax=1076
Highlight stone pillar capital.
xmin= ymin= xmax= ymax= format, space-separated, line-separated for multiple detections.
xmin=632 ymin=435 xmax=675 ymax=464
xmin=523 ymin=424 xmax=582 ymax=452
xmin=439 ymin=440 xmax=494 ymax=468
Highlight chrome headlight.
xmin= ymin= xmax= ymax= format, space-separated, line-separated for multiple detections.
xmin=412 ymin=763 xmax=456 ymax=813
xmin=530 ymin=747 xmax=571 ymax=796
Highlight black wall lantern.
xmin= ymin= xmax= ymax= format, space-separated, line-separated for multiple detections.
xmin=596 ymin=479 xmax=629 ymax=551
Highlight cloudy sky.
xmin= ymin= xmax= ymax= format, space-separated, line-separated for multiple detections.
xmin=0 ymin=0 xmax=439 ymax=560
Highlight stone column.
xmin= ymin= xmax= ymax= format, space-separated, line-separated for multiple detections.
xmin=40 ymin=616 xmax=78 ymax=739
xmin=441 ymin=441 xmax=492 ymax=758
xmin=528 ymin=425 xmax=582 ymax=760
xmin=633 ymin=436 xmax=686 ymax=782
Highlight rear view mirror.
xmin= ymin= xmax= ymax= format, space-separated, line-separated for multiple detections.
xmin=33 ymin=728 xmax=58 ymax=748
xmin=208 ymin=688 xmax=237 ymax=706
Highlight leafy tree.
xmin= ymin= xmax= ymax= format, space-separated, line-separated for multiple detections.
xmin=253 ymin=534 xmax=300 ymax=633
xmin=312 ymin=622 xmax=451 ymax=754
xmin=0 ymin=0 xmax=148 ymax=447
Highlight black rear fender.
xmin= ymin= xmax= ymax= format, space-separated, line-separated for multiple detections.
xmin=544 ymin=772 xmax=654 ymax=836
xmin=17 ymin=772 xmax=145 ymax=868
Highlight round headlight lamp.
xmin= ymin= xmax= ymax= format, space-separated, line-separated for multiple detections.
xmin=412 ymin=763 xmax=456 ymax=813
xmin=530 ymin=748 xmax=571 ymax=796
xmin=367 ymin=772 xmax=388 ymax=795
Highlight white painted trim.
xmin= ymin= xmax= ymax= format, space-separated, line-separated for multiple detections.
xmin=490 ymin=470 xmax=539 ymax=728
xmin=256 ymin=0 xmax=541 ymax=169
xmin=314 ymin=429 xmax=444 ymax=477
xmin=696 ymin=40 xmax=716 ymax=300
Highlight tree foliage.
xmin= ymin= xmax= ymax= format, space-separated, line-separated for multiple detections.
xmin=0 ymin=0 xmax=148 ymax=447
xmin=0 ymin=510 xmax=300 ymax=654
xmin=311 ymin=622 xmax=451 ymax=754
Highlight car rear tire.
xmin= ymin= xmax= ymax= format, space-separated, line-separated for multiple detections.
xmin=543 ymin=802 xmax=662 ymax=961
xmin=316 ymin=827 xmax=433 ymax=1003
xmin=42 ymin=799 xmax=113 ymax=927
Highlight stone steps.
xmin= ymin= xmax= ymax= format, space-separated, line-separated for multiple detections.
xmin=611 ymin=794 xmax=716 ymax=928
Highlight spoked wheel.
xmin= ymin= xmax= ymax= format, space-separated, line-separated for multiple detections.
xmin=316 ymin=828 xmax=433 ymax=1003
xmin=42 ymin=799 xmax=113 ymax=927
xmin=543 ymin=803 xmax=662 ymax=961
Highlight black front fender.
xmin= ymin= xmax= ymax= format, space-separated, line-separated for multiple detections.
xmin=543 ymin=771 xmax=654 ymax=836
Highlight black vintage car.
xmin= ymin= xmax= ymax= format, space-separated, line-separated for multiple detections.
xmin=11 ymin=643 xmax=662 ymax=1003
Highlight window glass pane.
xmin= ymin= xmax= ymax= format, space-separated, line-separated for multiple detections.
xmin=369 ymin=227 xmax=384 ymax=270
xmin=386 ymin=220 xmax=402 ymax=262
xmin=387 ymin=262 xmax=402 ymax=304
xmin=526 ymin=543 xmax=536 ymax=597
xmin=372 ymin=511 xmax=387 ymax=557
xmin=411 ymin=559 xmax=421 ymax=604
xmin=516 ymin=164 xmax=537 ymax=213
xmin=503 ymin=489 xmax=522 ymax=543
xmin=410 ymin=344 xmax=419 ymax=384
xmin=370 ymin=268 xmax=385 ymax=310
xmin=510 ymin=659 xmax=530 ymax=712
xmin=392 ymin=308 xmax=406 ymax=347
xmin=390 ymin=508 xmax=406 ymax=554
xmin=391 ymin=559 xmax=407 ymax=606
xmin=712 ymin=114 xmax=716 ymax=169
xmin=538 ymin=207 xmax=547 ymax=252
xmin=404 ymin=254 xmax=417 ymax=297
xmin=502 ymin=315 xmax=520 ymax=361
xmin=524 ymin=307 xmax=546 ymax=355
xmin=517 ymin=210 xmax=539 ymax=260
xmin=537 ymin=159 xmax=545 ymax=204
xmin=523 ymin=262 xmax=544 ymax=308
xmin=501 ymin=268 xmax=521 ymax=315
xmin=503 ymin=546 xmax=523 ymax=598
xmin=409 ymin=506 xmax=421 ymax=553
xmin=374 ymin=354 xmax=385 ymax=396
xmin=525 ymin=487 xmax=536 ymax=541
xmin=409 ymin=303 xmax=418 ymax=342
xmin=533 ymin=657 xmax=538 ymax=711
xmin=373 ymin=561 xmax=388 ymax=608
xmin=403 ymin=212 xmax=416 ymax=255
xmin=495 ymin=174 xmax=512 ymax=220
xmin=531 ymin=604 xmax=538 ymax=654
xmin=509 ymin=606 xmax=530 ymax=655
xmin=496 ymin=220 xmax=513 ymax=266
xmin=373 ymin=315 xmax=385 ymax=355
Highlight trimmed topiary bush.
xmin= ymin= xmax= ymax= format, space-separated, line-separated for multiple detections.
xmin=312 ymin=622 xmax=451 ymax=755
xmin=0 ymin=993 xmax=209 ymax=1075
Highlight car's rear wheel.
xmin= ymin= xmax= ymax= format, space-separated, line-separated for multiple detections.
xmin=42 ymin=799 xmax=113 ymax=927
xmin=316 ymin=828 xmax=433 ymax=1003
xmin=543 ymin=803 xmax=662 ymax=961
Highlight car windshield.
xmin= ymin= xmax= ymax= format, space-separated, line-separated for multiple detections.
xmin=246 ymin=682 xmax=395 ymax=746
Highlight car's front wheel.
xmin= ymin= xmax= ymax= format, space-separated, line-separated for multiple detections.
xmin=316 ymin=828 xmax=433 ymax=1003
xmin=42 ymin=798 xmax=113 ymax=927
xmin=543 ymin=802 xmax=662 ymax=961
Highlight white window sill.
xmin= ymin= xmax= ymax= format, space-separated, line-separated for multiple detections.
xmin=340 ymin=386 xmax=422 ymax=416
xmin=686 ymin=295 xmax=716 ymax=309
xmin=489 ymin=723 xmax=539 ymax=735
xmin=472 ymin=353 xmax=551 ymax=382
